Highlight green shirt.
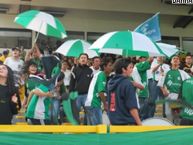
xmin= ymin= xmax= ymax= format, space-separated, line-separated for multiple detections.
xmin=136 ymin=61 xmax=150 ymax=98
xmin=85 ymin=71 xmax=106 ymax=108
xmin=164 ymin=69 xmax=182 ymax=94
xmin=26 ymin=75 xmax=45 ymax=93
xmin=25 ymin=84 xmax=51 ymax=120
xmin=180 ymin=77 xmax=193 ymax=120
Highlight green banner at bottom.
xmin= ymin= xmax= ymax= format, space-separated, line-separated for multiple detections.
xmin=0 ymin=127 xmax=193 ymax=145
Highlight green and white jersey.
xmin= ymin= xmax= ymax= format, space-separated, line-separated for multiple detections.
xmin=85 ymin=71 xmax=106 ymax=108
xmin=25 ymin=84 xmax=51 ymax=120
xmin=135 ymin=61 xmax=150 ymax=98
xmin=180 ymin=77 xmax=193 ymax=120
xmin=164 ymin=69 xmax=182 ymax=94
xmin=158 ymin=69 xmax=190 ymax=88
xmin=26 ymin=75 xmax=44 ymax=92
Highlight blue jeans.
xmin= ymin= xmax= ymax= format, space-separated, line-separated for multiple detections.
xmin=50 ymin=98 xmax=60 ymax=124
xmin=85 ymin=107 xmax=102 ymax=125
xmin=148 ymin=79 xmax=165 ymax=118
xmin=27 ymin=118 xmax=50 ymax=125
xmin=75 ymin=94 xmax=87 ymax=124
xmin=76 ymin=94 xmax=87 ymax=111
xmin=139 ymin=97 xmax=149 ymax=120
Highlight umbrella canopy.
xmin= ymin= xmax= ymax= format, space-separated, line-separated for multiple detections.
xmin=14 ymin=10 xmax=67 ymax=39
xmin=89 ymin=31 xmax=165 ymax=57
xmin=156 ymin=43 xmax=179 ymax=58
xmin=55 ymin=39 xmax=98 ymax=58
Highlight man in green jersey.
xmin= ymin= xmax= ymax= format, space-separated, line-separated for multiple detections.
xmin=85 ymin=58 xmax=113 ymax=125
xmin=158 ymin=55 xmax=190 ymax=122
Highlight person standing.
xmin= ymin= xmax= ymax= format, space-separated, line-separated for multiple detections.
xmin=0 ymin=64 xmax=18 ymax=124
xmin=107 ymin=58 xmax=141 ymax=125
xmin=85 ymin=58 xmax=113 ymax=125
xmin=61 ymin=60 xmax=71 ymax=92
xmin=149 ymin=56 xmax=170 ymax=117
xmin=135 ymin=56 xmax=153 ymax=120
xmin=69 ymin=53 xmax=93 ymax=124
xmin=90 ymin=56 xmax=101 ymax=75
xmin=25 ymin=84 xmax=53 ymax=125
xmin=4 ymin=47 xmax=24 ymax=109
xmin=158 ymin=55 xmax=190 ymax=122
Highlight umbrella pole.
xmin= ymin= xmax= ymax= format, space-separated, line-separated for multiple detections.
xmin=32 ymin=22 xmax=43 ymax=48
xmin=33 ymin=31 xmax=40 ymax=44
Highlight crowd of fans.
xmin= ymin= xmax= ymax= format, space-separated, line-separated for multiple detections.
xmin=0 ymin=44 xmax=193 ymax=125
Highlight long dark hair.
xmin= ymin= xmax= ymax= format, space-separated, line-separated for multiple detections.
xmin=1 ymin=64 xmax=16 ymax=94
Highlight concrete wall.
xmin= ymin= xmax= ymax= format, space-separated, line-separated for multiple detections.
xmin=0 ymin=10 xmax=193 ymax=38
xmin=0 ymin=0 xmax=192 ymax=52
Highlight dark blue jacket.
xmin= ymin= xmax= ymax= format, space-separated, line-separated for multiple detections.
xmin=107 ymin=74 xmax=138 ymax=125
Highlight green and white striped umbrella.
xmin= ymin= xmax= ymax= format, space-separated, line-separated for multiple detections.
xmin=14 ymin=10 xmax=67 ymax=39
xmin=89 ymin=31 xmax=165 ymax=57
xmin=55 ymin=39 xmax=98 ymax=58
xmin=156 ymin=42 xmax=179 ymax=58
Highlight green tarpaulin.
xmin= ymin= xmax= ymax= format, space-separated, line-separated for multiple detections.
xmin=0 ymin=128 xmax=193 ymax=145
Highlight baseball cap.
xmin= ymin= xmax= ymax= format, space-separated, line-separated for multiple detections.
xmin=12 ymin=47 xmax=21 ymax=52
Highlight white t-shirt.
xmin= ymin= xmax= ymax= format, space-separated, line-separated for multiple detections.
xmin=132 ymin=67 xmax=144 ymax=87
xmin=90 ymin=66 xmax=101 ymax=75
xmin=63 ymin=69 xmax=71 ymax=86
xmin=151 ymin=59 xmax=170 ymax=81
xmin=4 ymin=57 xmax=24 ymax=86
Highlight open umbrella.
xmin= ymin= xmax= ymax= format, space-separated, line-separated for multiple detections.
xmin=156 ymin=43 xmax=179 ymax=58
xmin=55 ymin=39 xmax=98 ymax=58
xmin=89 ymin=31 xmax=165 ymax=57
xmin=14 ymin=10 xmax=67 ymax=39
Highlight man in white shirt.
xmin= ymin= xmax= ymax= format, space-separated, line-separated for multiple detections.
xmin=149 ymin=56 xmax=170 ymax=117
xmin=4 ymin=47 xmax=24 ymax=87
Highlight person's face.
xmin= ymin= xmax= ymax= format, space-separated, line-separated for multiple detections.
xmin=12 ymin=49 xmax=20 ymax=58
xmin=61 ymin=62 xmax=69 ymax=70
xmin=185 ymin=56 xmax=193 ymax=64
xmin=171 ymin=56 xmax=180 ymax=67
xmin=122 ymin=63 xmax=134 ymax=77
xmin=93 ymin=58 xmax=101 ymax=69
xmin=0 ymin=65 xmax=8 ymax=78
xmin=28 ymin=65 xmax=37 ymax=75
xmin=157 ymin=56 xmax=164 ymax=63
xmin=104 ymin=62 xmax=113 ymax=75
xmin=79 ymin=55 xmax=88 ymax=65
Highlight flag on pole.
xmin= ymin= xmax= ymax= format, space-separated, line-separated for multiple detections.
xmin=134 ymin=13 xmax=161 ymax=42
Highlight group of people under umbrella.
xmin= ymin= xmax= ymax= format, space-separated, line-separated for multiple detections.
xmin=1 ymin=9 xmax=193 ymax=126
